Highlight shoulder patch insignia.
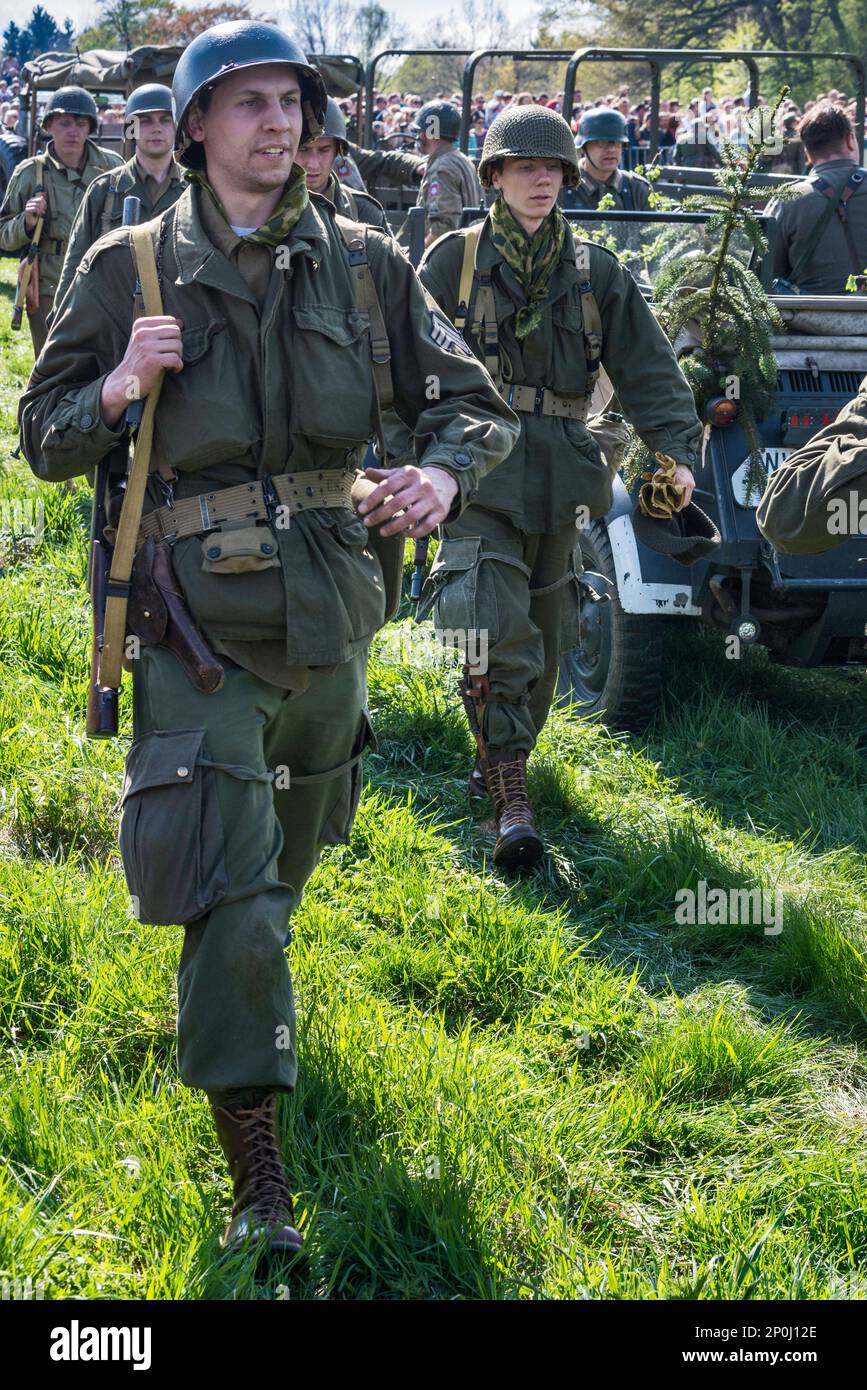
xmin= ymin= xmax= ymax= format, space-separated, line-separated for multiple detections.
xmin=428 ymin=308 xmax=473 ymax=358
xmin=428 ymin=180 xmax=440 ymax=198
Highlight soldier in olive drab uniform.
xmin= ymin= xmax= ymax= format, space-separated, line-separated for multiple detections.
xmin=54 ymin=85 xmax=185 ymax=312
xmin=757 ymin=376 xmax=867 ymax=553
xmin=295 ymin=97 xmax=389 ymax=230
xmin=0 ymin=86 xmax=122 ymax=353
xmin=568 ymin=108 xmax=652 ymax=212
xmin=411 ymin=106 xmax=701 ymax=869
xmin=346 ymin=137 xmax=425 ymax=196
xmin=19 ymin=22 xmax=518 ymax=1259
xmin=766 ymin=104 xmax=867 ymax=296
xmin=404 ymin=101 xmax=483 ymax=248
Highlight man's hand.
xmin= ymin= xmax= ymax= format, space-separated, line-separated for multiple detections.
xmin=24 ymin=192 xmax=47 ymax=235
xmin=100 ymin=316 xmax=184 ymax=428
xmin=673 ymin=463 xmax=696 ymax=507
xmin=357 ymin=464 xmax=458 ymax=538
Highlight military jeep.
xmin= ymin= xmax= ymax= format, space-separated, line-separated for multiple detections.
xmin=556 ymin=237 xmax=867 ymax=729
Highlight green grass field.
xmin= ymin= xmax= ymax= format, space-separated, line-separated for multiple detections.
xmin=1 ymin=260 xmax=866 ymax=1301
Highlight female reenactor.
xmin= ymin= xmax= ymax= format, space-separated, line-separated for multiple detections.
xmin=415 ymin=105 xmax=703 ymax=869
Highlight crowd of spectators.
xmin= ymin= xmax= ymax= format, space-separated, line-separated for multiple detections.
xmin=350 ymin=80 xmax=866 ymax=163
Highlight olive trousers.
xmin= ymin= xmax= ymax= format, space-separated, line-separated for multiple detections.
xmin=124 ymin=644 xmax=373 ymax=1098
xmin=427 ymin=504 xmax=583 ymax=754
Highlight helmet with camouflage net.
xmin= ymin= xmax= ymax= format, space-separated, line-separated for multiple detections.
xmin=41 ymin=86 xmax=98 ymax=134
xmin=410 ymin=100 xmax=461 ymax=143
xmin=575 ymin=107 xmax=629 ymax=147
xmin=125 ymin=84 xmax=174 ymax=121
xmin=172 ymin=20 xmax=327 ymax=169
xmin=478 ymin=105 xmax=579 ymax=187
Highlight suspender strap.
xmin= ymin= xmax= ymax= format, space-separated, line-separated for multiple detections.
xmin=337 ymin=216 xmax=394 ymax=460
xmin=454 ymin=222 xmax=482 ymax=331
xmin=574 ymin=239 xmax=603 ymax=396
xmin=100 ymin=175 xmax=122 ymax=238
xmin=790 ymin=171 xmax=863 ymax=285
xmin=835 ymin=169 xmax=866 ymax=275
xmin=99 ymin=222 xmax=165 ymax=690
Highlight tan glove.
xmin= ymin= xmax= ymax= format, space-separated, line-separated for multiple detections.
xmin=639 ymin=452 xmax=688 ymax=520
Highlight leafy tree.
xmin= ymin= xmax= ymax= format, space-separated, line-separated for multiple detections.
xmin=143 ymin=3 xmax=271 ymax=44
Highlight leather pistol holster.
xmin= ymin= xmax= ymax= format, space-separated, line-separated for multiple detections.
xmin=126 ymin=536 xmax=225 ymax=694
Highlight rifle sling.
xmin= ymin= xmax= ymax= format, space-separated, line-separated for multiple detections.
xmin=16 ymin=156 xmax=45 ymax=310
xmin=98 ymin=221 xmax=165 ymax=689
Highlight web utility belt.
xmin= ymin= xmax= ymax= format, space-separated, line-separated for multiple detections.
xmin=138 ymin=467 xmax=356 ymax=544
xmin=500 ymin=383 xmax=590 ymax=421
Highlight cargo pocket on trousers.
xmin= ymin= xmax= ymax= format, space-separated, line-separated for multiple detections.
xmin=118 ymin=728 xmax=229 ymax=925
xmin=416 ymin=535 xmax=482 ymax=627
xmin=319 ymin=708 xmax=378 ymax=847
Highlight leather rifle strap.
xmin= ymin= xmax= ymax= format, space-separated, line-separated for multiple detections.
xmin=99 ymin=221 xmax=165 ymax=689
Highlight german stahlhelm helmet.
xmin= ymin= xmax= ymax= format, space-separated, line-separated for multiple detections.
xmin=575 ymin=107 xmax=629 ymax=148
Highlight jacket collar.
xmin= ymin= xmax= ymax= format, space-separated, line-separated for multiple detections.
xmin=578 ymin=160 xmax=622 ymax=197
xmin=171 ymin=179 xmax=329 ymax=294
xmin=44 ymin=136 xmax=103 ymax=179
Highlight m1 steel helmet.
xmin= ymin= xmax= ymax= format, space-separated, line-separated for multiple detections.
xmin=125 ymin=84 xmax=174 ymax=121
xmin=172 ymin=21 xmax=328 ymax=169
xmin=410 ymin=100 xmax=461 ymax=143
xmin=306 ymin=96 xmax=348 ymax=153
xmin=575 ymin=107 xmax=629 ymax=148
xmin=41 ymin=86 xmax=98 ymax=134
xmin=478 ymin=105 xmax=579 ymax=187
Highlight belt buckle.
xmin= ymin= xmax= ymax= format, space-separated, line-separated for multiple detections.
xmin=260 ymin=474 xmax=279 ymax=520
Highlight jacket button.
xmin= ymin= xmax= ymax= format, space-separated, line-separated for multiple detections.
xmin=453 ymin=450 xmax=471 ymax=467
xmin=176 ymin=766 xmax=189 ymax=777
xmin=207 ymin=546 xmax=221 ymax=559
xmin=80 ymin=412 xmax=93 ymax=428
xmin=260 ymin=542 xmax=274 ymax=555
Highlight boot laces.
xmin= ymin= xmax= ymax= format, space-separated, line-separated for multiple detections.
xmin=234 ymin=1101 xmax=295 ymax=1223
xmin=487 ymin=756 xmax=535 ymax=830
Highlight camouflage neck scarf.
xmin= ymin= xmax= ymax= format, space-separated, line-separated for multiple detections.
xmin=186 ymin=163 xmax=309 ymax=246
xmin=489 ymin=194 xmax=566 ymax=338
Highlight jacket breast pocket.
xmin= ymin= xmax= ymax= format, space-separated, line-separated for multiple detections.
xmin=291 ymin=304 xmax=374 ymax=443
xmin=550 ymin=299 xmax=590 ymax=398
xmin=155 ymin=317 xmax=253 ymax=470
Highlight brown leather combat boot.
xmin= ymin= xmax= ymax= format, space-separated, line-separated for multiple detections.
xmin=468 ymin=756 xmax=487 ymax=801
xmin=210 ymin=1092 xmax=305 ymax=1257
xmin=485 ymin=750 xmax=544 ymax=870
